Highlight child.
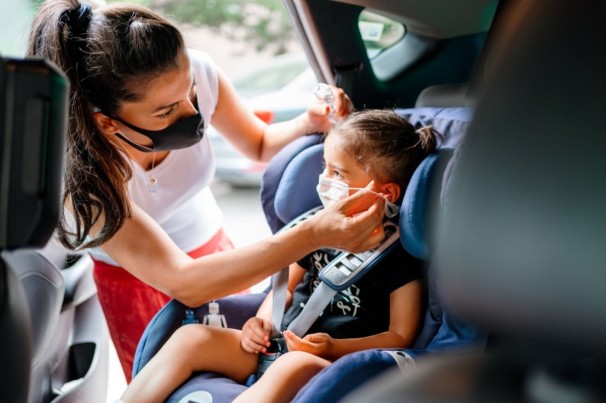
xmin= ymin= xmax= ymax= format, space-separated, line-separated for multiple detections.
xmin=119 ymin=109 xmax=440 ymax=403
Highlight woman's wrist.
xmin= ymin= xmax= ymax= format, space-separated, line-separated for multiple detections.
xmin=295 ymin=111 xmax=316 ymax=136
xmin=293 ymin=216 xmax=324 ymax=251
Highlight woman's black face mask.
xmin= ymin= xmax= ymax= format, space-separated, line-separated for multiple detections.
xmin=112 ymin=108 xmax=204 ymax=152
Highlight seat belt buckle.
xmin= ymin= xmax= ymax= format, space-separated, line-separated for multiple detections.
xmin=255 ymin=336 xmax=287 ymax=380
xmin=319 ymin=221 xmax=400 ymax=291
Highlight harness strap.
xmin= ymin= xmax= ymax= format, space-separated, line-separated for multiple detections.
xmin=270 ymin=267 xmax=289 ymax=338
xmin=270 ymin=207 xmax=323 ymax=337
xmin=287 ymin=281 xmax=336 ymax=337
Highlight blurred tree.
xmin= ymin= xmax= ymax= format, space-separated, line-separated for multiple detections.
xmin=108 ymin=0 xmax=295 ymax=55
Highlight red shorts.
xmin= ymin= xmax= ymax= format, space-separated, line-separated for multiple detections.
xmin=92 ymin=228 xmax=235 ymax=382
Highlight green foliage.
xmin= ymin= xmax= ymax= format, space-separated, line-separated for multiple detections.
xmin=144 ymin=0 xmax=295 ymax=54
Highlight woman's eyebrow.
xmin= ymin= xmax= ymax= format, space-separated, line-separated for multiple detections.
xmin=151 ymin=72 xmax=195 ymax=113
xmin=151 ymin=102 xmax=178 ymax=114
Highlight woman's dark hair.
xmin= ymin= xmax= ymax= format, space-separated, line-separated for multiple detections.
xmin=330 ymin=109 xmax=441 ymax=199
xmin=27 ymin=0 xmax=186 ymax=249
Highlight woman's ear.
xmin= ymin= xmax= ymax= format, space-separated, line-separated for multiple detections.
xmin=93 ymin=112 xmax=119 ymax=137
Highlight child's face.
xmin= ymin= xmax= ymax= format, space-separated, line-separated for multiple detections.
xmin=322 ymin=133 xmax=373 ymax=194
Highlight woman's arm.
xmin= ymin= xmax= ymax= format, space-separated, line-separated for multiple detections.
xmin=210 ymin=69 xmax=350 ymax=162
xmin=97 ymin=189 xmax=384 ymax=307
xmin=283 ymin=279 xmax=424 ymax=361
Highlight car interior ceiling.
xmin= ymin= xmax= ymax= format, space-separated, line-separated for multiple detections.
xmin=290 ymin=0 xmax=497 ymax=110
xmin=342 ymin=0 xmax=497 ymax=38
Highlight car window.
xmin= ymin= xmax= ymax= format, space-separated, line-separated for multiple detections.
xmin=359 ymin=10 xmax=406 ymax=59
xmin=0 ymin=1 xmax=36 ymax=57
xmin=232 ymin=55 xmax=309 ymax=98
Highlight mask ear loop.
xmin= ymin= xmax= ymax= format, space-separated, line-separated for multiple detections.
xmin=350 ymin=185 xmax=400 ymax=218
xmin=384 ymin=199 xmax=400 ymax=218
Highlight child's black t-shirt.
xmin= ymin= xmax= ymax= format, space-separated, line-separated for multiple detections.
xmin=281 ymin=243 xmax=423 ymax=339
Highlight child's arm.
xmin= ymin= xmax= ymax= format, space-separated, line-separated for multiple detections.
xmin=240 ymin=263 xmax=306 ymax=353
xmin=283 ymin=279 xmax=423 ymax=361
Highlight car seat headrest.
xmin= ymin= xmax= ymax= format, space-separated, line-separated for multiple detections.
xmin=274 ymin=144 xmax=324 ymax=224
xmin=415 ymin=83 xmax=470 ymax=108
xmin=400 ymin=150 xmax=452 ymax=260
xmin=0 ymin=57 xmax=68 ymax=250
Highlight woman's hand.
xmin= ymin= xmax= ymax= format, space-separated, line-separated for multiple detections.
xmin=305 ymin=85 xmax=354 ymax=133
xmin=306 ymin=186 xmax=386 ymax=253
xmin=240 ymin=317 xmax=272 ymax=354
xmin=283 ymin=330 xmax=334 ymax=359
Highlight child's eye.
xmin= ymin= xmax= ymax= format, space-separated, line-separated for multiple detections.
xmin=158 ymin=106 xmax=176 ymax=119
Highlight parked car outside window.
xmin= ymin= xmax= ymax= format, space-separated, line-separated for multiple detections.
xmin=209 ymin=53 xmax=317 ymax=187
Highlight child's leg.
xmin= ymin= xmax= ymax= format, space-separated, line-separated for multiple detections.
xmin=233 ymin=351 xmax=331 ymax=403
xmin=121 ymin=324 xmax=259 ymax=403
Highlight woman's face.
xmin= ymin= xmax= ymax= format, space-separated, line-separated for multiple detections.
xmin=111 ymin=52 xmax=197 ymax=147
xmin=322 ymin=132 xmax=373 ymax=193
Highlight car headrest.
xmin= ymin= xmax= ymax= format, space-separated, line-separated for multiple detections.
xmin=261 ymin=135 xmax=324 ymax=233
xmin=400 ymin=149 xmax=453 ymax=260
xmin=274 ymin=143 xmax=323 ymax=225
xmin=0 ymin=57 xmax=68 ymax=250
xmin=414 ymin=83 xmax=470 ymax=108
xmin=435 ymin=1 xmax=606 ymax=358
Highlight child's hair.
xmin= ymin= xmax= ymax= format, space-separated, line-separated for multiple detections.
xmin=27 ymin=0 xmax=186 ymax=249
xmin=329 ymin=109 xmax=441 ymax=199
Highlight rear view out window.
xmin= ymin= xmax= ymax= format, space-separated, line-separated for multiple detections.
xmin=359 ymin=10 xmax=405 ymax=59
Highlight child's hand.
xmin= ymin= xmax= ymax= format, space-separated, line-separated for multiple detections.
xmin=283 ymin=330 xmax=334 ymax=358
xmin=240 ymin=317 xmax=271 ymax=354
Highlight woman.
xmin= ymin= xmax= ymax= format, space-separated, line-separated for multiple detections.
xmin=27 ymin=0 xmax=385 ymax=380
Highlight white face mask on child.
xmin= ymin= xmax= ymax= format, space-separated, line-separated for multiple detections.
xmin=316 ymin=174 xmax=400 ymax=218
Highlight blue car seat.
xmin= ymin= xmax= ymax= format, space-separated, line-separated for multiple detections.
xmin=132 ymin=106 xmax=485 ymax=402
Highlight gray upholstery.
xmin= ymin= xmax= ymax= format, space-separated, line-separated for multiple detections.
xmin=0 ymin=57 xmax=109 ymax=403
xmin=3 ymin=251 xmax=64 ymax=367
xmin=414 ymin=83 xmax=470 ymax=108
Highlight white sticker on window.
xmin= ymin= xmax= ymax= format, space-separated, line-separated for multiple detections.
xmin=359 ymin=21 xmax=385 ymax=41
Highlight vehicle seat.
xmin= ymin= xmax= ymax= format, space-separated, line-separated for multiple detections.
xmin=133 ymin=106 xmax=482 ymax=403
xmin=0 ymin=57 xmax=109 ymax=403
xmin=291 ymin=107 xmax=486 ymax=402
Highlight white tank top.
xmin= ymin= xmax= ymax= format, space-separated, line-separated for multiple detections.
xmin=89 ymin=49 xmax=223 ymax=265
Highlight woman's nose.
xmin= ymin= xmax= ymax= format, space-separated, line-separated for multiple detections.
xmin=183 ymin=97 xmax=198 ymax=116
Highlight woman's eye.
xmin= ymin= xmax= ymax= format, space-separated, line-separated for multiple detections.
xmin=158 ymin=106 xmax=176 ymax=119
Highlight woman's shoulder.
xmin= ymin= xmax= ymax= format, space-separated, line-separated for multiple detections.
xmin=187 ymin=48 xmax=220 ymax=120
xmin=187 ymin=48 xmax=222 ymax=76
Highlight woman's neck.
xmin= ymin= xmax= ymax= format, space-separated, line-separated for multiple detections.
xmin=129 ymin=148 xmax=170 ymax=171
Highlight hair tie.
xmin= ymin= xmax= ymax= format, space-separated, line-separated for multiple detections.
xmin=62 ymin=3 xmax=92 ymax=39
xmin=415 ymin=124 xmax=433 ymax=135
xmin=415 ymin=125 xmax=433 ymax=149
xmin=60 ymin=3 xmax=92 ymax=82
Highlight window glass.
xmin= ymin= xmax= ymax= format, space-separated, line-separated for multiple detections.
xmin=359 ymin=10 xmax=406 ymax=58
